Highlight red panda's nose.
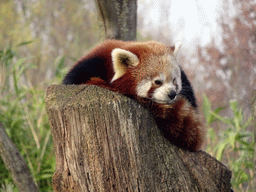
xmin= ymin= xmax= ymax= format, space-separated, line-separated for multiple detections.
xmin=168 ymin=91 xmax=176 ymax=100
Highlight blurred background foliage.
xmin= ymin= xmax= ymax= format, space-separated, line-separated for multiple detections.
xmin=0 ymin=0 xmax=255 ymax=191
xmin=0 ymin=0 xmax=99 ymax=88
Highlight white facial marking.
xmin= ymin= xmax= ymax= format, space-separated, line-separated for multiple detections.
xmin=153 ymin=82 xmax=176 ymax=103
xmin=152 ymin=66 xmax=182 ymax=103
xmin=136 ymin=79 xmax=152 ymax=98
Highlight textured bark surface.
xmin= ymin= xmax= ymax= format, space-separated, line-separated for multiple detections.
xmin=0 ymin=122 xmax=39 ymax=192
xmin=46 ymin=85 xmax=232 ymax=191
xmin=94 ymin=0 xmax=137 ymax=41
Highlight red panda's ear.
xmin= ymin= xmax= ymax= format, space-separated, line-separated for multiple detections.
xmin=111 ymin=48 xmax=139 ymax=82
xmin=170 ymin=42 xmax=182 ymax=58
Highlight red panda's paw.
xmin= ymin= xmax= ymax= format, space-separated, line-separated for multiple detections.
xmin=86 ymin=77 xmax=118 ymax=92
xmin=86 ymin=77 xmax=109 ymax=86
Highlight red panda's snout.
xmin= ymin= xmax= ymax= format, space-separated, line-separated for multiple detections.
xmin=168 ymin=91 xmax=176 ymax=100
xmin=136 ymin=77 xmax=181 ymax=104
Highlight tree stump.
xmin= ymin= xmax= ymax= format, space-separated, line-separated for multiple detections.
xmin=45 ymin=85 xmax=232 ymax=191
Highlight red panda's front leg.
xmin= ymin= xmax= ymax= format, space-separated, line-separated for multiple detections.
xmin=137 ymin=96 xmax=203 ymax=152
xmin=85 ymin=78 xmax=119 ymax=93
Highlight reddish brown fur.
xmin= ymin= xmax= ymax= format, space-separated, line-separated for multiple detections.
xmin=72 ymin=40 xmax=203 ymax=152
xmin=137 ymin=97 xmax=203 ymax=151
xmin=74 ymin=40 xmax=175 ymax=83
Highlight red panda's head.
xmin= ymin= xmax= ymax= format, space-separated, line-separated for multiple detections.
xmin=110 ymin=41 xmax=182 ymax=104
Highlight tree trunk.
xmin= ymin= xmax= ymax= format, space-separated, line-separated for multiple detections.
xmin=94 ymin=0 xmax=137 ymax=41
xmin=252 ymin=90 xmax=256 ymax=192
xmin=45 ymin=85 xmax=232 ymax=191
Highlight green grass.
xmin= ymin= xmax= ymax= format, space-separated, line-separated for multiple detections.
xmin=0 ymin=43 xmax=67 ymax=191
xmin=203 ymin=94 xmax=254 ymax=192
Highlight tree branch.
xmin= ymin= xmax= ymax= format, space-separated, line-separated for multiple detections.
xmin=0 ymin=122 xmax=39 ymax=192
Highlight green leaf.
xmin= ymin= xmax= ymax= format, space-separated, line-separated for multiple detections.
xmin=12 ymin=58 xmax=26 ymax=71
xmin=228 ymin=132 xmax=237 ymax=149
xmin=216 ymin=142 xmax=227 ymax=160
xmin=211 ymin=111 xmax=232 ymax=125
xmin=214 ymin=106 xmax=225 ymax=114
xmin=207 ymin=127 xmax=216 ymax=142
xmin=202 ymin=94 xmax=211 ymax=124
xmin=38 ymin=174 xmax=53 ymax=179
xmin=54 ymin=56 xmax=65 ymax=77
xmin=229 ymin=100 xmax=238 ymax=112
xmin=244 ymin=115 xmax=252 ymax=128
xmin=16 ymin=41 xmax=33 ymax=47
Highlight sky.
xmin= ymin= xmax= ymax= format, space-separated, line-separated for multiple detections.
xmin=139 ymin=0 xmax=227 ymax=51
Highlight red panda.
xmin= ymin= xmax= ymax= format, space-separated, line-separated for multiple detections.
xmin=63 ymin=40 xmax=203 ymax=152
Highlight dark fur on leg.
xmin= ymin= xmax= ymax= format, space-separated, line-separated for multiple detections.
xmin=137 ymin=96 xmax=203 ymax=152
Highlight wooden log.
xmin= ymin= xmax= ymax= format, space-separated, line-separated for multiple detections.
xmin=252 ymin=90 xmax=256 ymax=192
xmin=45 ymin=85 xmax=232 ymax=191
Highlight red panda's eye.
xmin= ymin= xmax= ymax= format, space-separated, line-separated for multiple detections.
xmin=173 ymin=78 xmax=177 ymax=86
xmin=154 ymin=80 xmax=162 ymax=86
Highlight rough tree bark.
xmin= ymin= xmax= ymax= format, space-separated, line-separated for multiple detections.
xmin=46 ymin=85 xmax=232 ymax=191
xmin=0 ymin=122 xmax=39 ymax=192
xmin=94 ymin=0 xmax=137 ymax=41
